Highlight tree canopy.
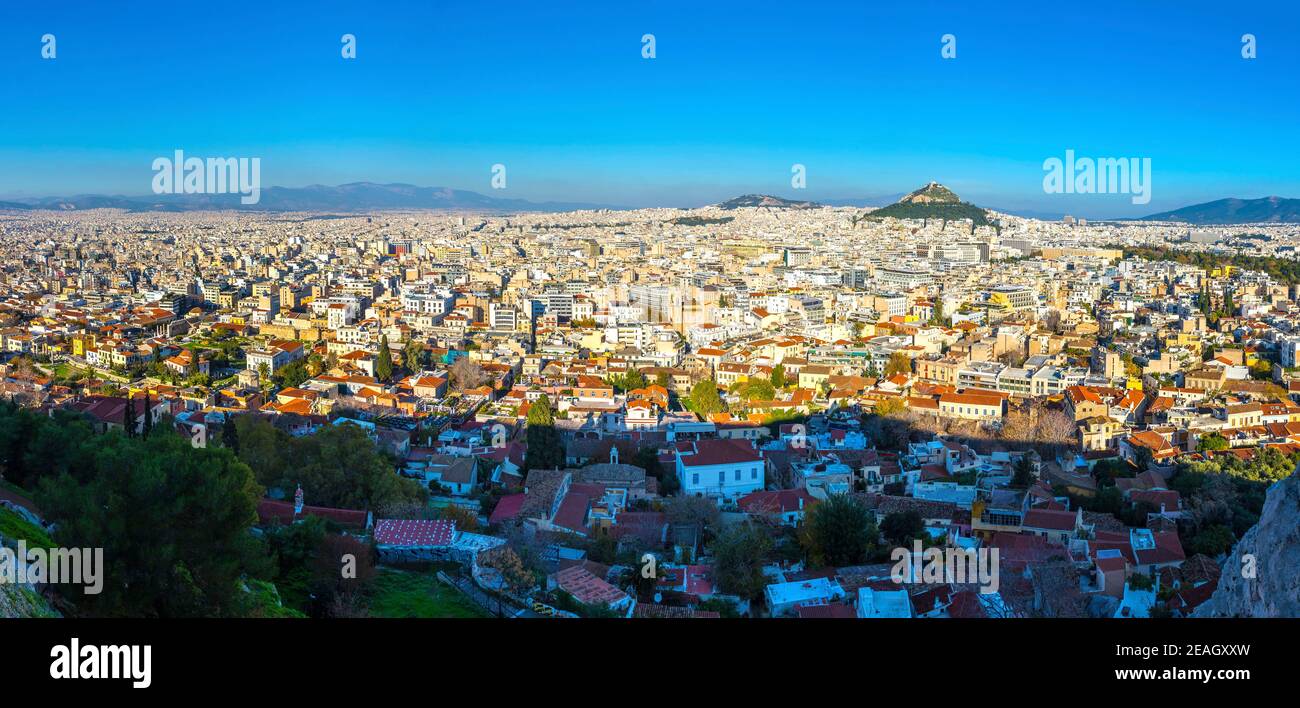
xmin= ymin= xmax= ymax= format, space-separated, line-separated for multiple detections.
xmin=689 ymin=379 xmax=726 ymax=417
xmin=29 ymin=418 xmax=269 ymax=617
xmin=375 ymin=334 xmax=394 ymax=381
xmin=524 ymin=394 xmax=564 ymax=470
xmin=231 ymin=415 xmax=425 ymax=511
xmin=803 ymin=494 xmax=878 ymax=566
xmin=712 ymin=522 xmax=771 ymax=601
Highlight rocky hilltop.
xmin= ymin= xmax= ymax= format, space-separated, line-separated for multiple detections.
xmin=716 ymin=194 xmax=823 ymax=210
xmin=897 ymin=181 xmax=960 ymax=204
xmin=1195 ymin=467 xmax=1300 ymax=617
xmin=857 ymin=181 xmax=990 ymax=226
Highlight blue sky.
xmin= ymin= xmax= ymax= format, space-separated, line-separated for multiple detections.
xmin=1 ymin=0 xmax=1297 ymax=217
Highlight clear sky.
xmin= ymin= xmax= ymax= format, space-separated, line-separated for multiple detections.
xmin=1 ymin=0 xmax=1297 ymax=217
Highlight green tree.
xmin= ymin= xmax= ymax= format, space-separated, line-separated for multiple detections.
xmin=634 ymin=446 xmax=678 ymax=495
xmin=689 ymin=379 xmax=725 ymax=417
xmin=1187 ymin=524 xmax=1235 ymax=557
xmin=1128 ymin=572 xmax=1155 ymax=591
xmin=403 ymin=338 xmax=423 ymax=374
xmin=737 ymin=378 xmax=776 ymax=402
xmin=874 ymin=397 xmax=906 ymax=417
xmin=123 ymin=392 xmax=137 ymax=438
xmin=375 ymin=334 xmax=394 ymax=381
xmin=272 ymin=358 xmax=311 ymax=389
xmin=1011 ymin=455 xmax=1036 ymax=487
xmin=141 ymin=391 xmax=153 ymax=438
xmin=712 ymin=522 xmax=771 ymax=601
xmin=1196 ymin=432 xmax=1229 ymax=452
xmin=883 ymin=352 xmax=912 ymax=378
xmin=880 ymin=509 xmax=925 ymax=546
xmin=930 ymin=298 xmax=946 ymax=326
xmin=770 ymin=364 xmax=786 ymax=389
xmin=804 ymin=494 xmax=877 ymax=566
xmin=524 ymin=394 xmax=564 ymax=471
xmin=232 ymin=415 xmax=424 ymax=511
xmin=35 ymin=428 xmax=270 ymax=617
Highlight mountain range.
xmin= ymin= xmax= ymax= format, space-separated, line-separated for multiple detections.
xmin=1 ymin=181 xmax=1297 ymax=225
xmin=0 ymin=182 xmax=622 ymax=213
xmin=716 ymin=194 xmax=823 ymax=210
xmin=1136 ymin=196 xmax=1300 ymax=225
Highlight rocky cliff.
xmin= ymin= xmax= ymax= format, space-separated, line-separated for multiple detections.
xmin=0 ymin=498 xmax=60 ymax=618
xmin=1195 ymin=467 xmax=1300 ymax=617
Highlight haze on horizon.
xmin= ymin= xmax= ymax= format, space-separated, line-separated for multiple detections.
xmin=1 ymin=0 xmax=1297 ymax=218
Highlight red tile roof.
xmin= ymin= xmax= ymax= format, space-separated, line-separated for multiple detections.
xmin=488 ymin=493 xmax=526 ymax=525
xmin=373 ymin=519 xmax=456 ymax=546
xmin=257 ymin=498 xmax=368 ymax=528
xmin=737 ymin=488 xmax=815 ymax=515
xmin=552 ymin=565 xmax=629 ymax=607
xmin=1022 ymin=508 xmax=1077 ymax=532
xmin=678 ymin=438 xmax=762 ymax=467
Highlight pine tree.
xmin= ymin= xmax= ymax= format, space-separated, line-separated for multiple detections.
xmin=142 ymin=392 xmax=153 ymax=438
xmin=221 ymin=413 xmax=239 ymax=452
xmin=123 ymin=392 xmax=136 ymax=438
xmin=375 ymin=334 xmax=394 ymax=381
xmin=403 ymin=338 xmax=423 ymax=374
xmin=524 ymin=394 xmax=563 ymax=470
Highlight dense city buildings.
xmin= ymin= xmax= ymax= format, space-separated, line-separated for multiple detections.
xmin=4 ymin=193 xmax=1299 ymax=620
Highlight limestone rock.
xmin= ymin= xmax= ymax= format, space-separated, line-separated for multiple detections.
xmin=1195 ymin=467 xmax=1300 ymax=617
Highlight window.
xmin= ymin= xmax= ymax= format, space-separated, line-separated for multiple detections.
xmin=734 ymin=469 xmax=741 ymax=481
xmin=751 ymin=468 xmax=758 ymax=480
xmin=692 ymin=473 xmax=699 ymax=485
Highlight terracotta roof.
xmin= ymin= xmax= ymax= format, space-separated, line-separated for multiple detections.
xmin=551 ymin=564 xmax=629 ymax=607
xmin=257 ymin=498 xmax=368 ymax=528
xmin=373 ymin=519 xmax=456 ymax=546
xmin=678 ymin=438 xmax=762 ymax=467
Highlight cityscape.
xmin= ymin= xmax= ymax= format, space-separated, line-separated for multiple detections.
xmin=2 ymin=181 xmax=1299 ymax=621
xmin=1 ymin=7 xmax=1298 ymax=691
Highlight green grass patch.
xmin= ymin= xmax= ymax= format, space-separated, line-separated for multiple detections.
xmin=367 ymin=569 xmax=488 ymax=618
xmin=0 ymin=507 xmax=55 ymax=549
xmin=244 ymin=578 xmax=307 ymax=618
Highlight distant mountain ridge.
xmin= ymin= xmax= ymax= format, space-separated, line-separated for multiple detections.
xmin=0 ymin=182 xmax=624 ymax=213
xmin=4 ymin=182 xmax=1296 ymax=223
xmin=1138 ymin=196 xmax=1300 ymax=224
xmin=716 ymin=194 xmax=823 ymax=210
